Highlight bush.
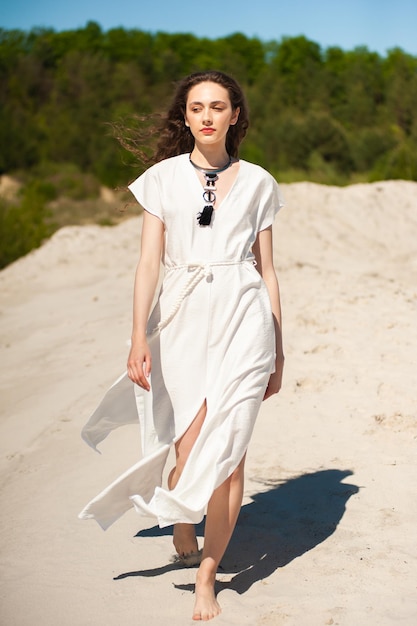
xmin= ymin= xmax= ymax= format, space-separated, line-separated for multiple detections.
xmin=350 ymin=127 xmax=398 ymax=172
xmin=304 ymin=113 xmax=353 ymax=173
xmin=0 ymin=181 xmax=54 ymax=268
xmin=371 ymin=139 xmax=417 ymax=181
xmin=30 ymin=162 xmax=101 ymax=200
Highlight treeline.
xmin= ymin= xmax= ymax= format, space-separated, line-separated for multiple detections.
xmin=1 ymin=21 xmax=417 ymax=185
xmin=1 ymin=22 xmax=417 ymax=266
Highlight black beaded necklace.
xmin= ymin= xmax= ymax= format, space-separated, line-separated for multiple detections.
xmin=189 ymin=154 xmax=232 ymax=226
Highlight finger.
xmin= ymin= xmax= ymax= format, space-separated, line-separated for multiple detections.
xmin=128 ymin=359 xmax=143 ymax=379
xmin=137 ymin=364 xmax=151 ymax=391
xmin=144 ymin=353 xmax=152 ymax=378
xmin=140 ymin=374 xmax=151 ymax=391
xmin=128 ymin=363 xmax=147 ymax=389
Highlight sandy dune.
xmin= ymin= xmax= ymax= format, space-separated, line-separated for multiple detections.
xmin=0 ymin=180 xmax=416 ymax=625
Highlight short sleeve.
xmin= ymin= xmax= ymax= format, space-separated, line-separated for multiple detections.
xmin=257 ymin=175 xmax=284 ymax=232
xmin=128 ymin=167 xmax=164 ymax=223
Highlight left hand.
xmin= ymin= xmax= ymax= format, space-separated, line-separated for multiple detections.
xmin=263 ymin=357 xmax=284 ymax=400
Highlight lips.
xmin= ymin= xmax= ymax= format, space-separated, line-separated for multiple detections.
xmin=201 ymin=128 xmax=215 ymax=134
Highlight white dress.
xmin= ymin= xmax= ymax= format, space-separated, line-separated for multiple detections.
xmin=79 ymin=153 xmax=284 ymax=530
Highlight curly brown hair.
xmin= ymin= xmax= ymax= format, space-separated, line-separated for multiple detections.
xmin=154 ymin=71 xmax=249 ymax=162
xmin=115 ymin=71 xmax=249 ymax=169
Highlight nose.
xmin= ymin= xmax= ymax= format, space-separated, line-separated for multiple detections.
xmin=202 ymin=108 xmax=213 ymax=125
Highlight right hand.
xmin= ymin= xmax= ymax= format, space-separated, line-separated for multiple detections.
xmin=127 ymin=339 xmax=152 ymax=391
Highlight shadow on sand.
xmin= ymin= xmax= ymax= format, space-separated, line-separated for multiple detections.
xmin=114 ymin=468 xmax=358 ymax=594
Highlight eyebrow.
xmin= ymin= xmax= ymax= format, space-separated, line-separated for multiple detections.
xmin=188 ymin=100 xmax=228 ymax=106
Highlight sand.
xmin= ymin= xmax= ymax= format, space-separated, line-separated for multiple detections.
xmin=0 ymin=180 xmax=416 ymax=625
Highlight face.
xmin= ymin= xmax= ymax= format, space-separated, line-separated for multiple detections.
xmin=184 ymin=81 xmax=240 ymax=148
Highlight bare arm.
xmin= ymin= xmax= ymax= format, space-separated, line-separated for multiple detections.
xmin=127 ymin=210 xmax=164 ymax=390
xmin=253 ymin=226 xmax=284 ymax=399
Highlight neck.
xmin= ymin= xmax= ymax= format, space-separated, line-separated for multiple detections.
xmin=190 ymin=146 xmax=230 ymax=169
xmin=190 ymin=153 xmax=231 ymax=175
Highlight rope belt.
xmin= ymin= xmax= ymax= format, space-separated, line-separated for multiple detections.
xmin=150 ymin=259 xmax=254 ymax=336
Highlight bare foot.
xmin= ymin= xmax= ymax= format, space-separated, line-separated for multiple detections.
xmin=192 ymin=574 xmax=221 ymax=621
xmin=173 ymin=523 xmax=198 ymax=557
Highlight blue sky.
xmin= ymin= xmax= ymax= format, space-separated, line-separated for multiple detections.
xmin=1 ymin=0 xmax=416 ymax=56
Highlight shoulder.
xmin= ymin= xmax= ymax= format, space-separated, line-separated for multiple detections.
xmin=129 ymin=154 xmax=189 ymax=194
xmin=239 ymin=160 xmax=279 ymax=186
xmin=144 ymin=153 xmax=189 ymax=177
xmin=240 ymin=160 xmax=284 ymax=213
xmin=239 ymin=160 xmax=281 ymax=197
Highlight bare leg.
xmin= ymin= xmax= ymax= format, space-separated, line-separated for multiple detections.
xmin=192 ymin=454 xmax=246 ymax=621
xmin=168 ymin=401 xmax=207 ymax=557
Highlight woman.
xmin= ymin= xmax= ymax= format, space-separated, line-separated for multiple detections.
xmin=80 ymin=71 xmax=284 ymax=621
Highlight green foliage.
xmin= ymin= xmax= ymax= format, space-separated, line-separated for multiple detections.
xmin=1 ymin=25 xmax=416 ymax=266
xmin=269 ymin=36 xmax=324 ymax=110
xmin=0 ymin=181 xmax=54 ymax=268
xmin=30 ymin=162 xmax=101 ymax=199
xmin=0 ymin=24 xmax=416 ymax=192
xmin=371 ymin=138 xmax=417 ymax=181
xmin=349 ymin=127 xmax=398 ymax=172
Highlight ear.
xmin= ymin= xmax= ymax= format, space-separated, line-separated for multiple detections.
xmin=184 ymin=117 xmax=190 ymax=127
xmin=230 ymin=107 xmax=240 ymax=126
